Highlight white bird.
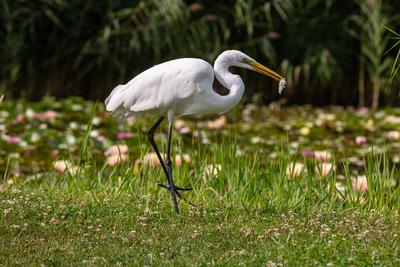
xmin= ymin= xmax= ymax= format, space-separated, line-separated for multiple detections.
xmin=105 ymin=50 xmax=286 ymax=214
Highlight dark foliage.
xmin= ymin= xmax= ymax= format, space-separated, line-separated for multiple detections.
xmin=0 ymin=0 xmax=399 ymax=106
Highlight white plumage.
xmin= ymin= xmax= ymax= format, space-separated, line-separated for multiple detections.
xmin=105 ymin=50 xmax=285 ymax=214
xmin=106 ymin=58 xmax=214 ymax=121
xmin=105 ymin=50 xmax=285 ymax=122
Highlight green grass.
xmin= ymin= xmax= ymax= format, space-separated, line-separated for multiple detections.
xmin=1 ymin=139 xmax=400 ymax=265
xmin=1 ymin=188 xmax=399 ymax=266
xmin=1 ymin=99 xmax=400 ymax=265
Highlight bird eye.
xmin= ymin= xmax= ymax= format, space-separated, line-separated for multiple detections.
xmin=241 ymin=58 xmax=251 ymax=64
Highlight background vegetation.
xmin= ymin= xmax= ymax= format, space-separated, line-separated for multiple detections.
xmin=2 ymin=2 xmax=400 ymax=264
xmin=1 ymin=0 xmax=400 ymax=106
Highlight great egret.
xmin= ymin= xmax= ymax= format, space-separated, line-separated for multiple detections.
xmin=105 ymin=50 xmax=286 ymax=214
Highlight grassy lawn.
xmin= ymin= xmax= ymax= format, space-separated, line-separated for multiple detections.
xmin=1 ymin=98 xmax=400 ymax=265
xmin=1 ymin=188 xmax=399 ymax=266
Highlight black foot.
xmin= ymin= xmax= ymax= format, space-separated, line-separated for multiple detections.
xmin=156 ymin=181 xmax=193 ymax=191
xmin=156 ymin=181 xmax=197 ymax=208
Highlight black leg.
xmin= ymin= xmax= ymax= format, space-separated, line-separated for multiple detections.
xmin=165 ymin=121 xmax=196 ymax=208
xmin=166 ymin=121 xmax=192 ymax=191
xmin=147 ymin=117 xmax=169 ymax=179
xmin=147 ymin=117 xmax=180 ymax=214
xmin=147 ymin=117 xmax=195 ymax=214
xmin=165 ymin=121 xmax=179 ymax=214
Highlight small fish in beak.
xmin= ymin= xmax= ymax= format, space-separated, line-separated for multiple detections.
xmin=279 ymin=79 xmax=287 ymax=94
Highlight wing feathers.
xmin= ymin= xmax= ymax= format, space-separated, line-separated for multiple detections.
xmin=104 ymin=58 xmax=214 ymax=118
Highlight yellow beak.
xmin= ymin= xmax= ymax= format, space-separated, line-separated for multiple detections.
xmin=250 ymin=61 xmax=283 ymax=81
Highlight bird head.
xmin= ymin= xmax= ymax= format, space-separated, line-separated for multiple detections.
xmin=224 ymin=50 xmax=286 ymax=94
xmin=241 ymin=57 xmax=283 ymax=80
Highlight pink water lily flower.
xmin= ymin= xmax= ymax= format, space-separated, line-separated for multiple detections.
xmin=314 ymin=151 xmax=332 ymax=162
xmin=15 ymin=114 xmax=25 ymax=122
xmin=43 ymin=110 xmax=57 ymax=120
xmin=174 ymin=154 xmax=191 ymax=167
xmin=8 ymin=136 xmax=22 ymax=144
xmin=34 ymin=110 xmax=57 ymax=120
xmin=96 ymin=135 xmax=107 ymax=143
xmin=12 ymin=169 xmax=21 ymax=178
xmin=50 ymin=149 xmax=59 ymax=158
xmin=174 ymin=119 xmax=187 ymax=130
xmin=206 ymin=116 xmax=227 ymax=130
xmin=105 ymin=145 xmax=129 ymax=156
xmin=179 ymin=127 xmax=191 ymax=134
xmin=315 ymin=163 xmax=336 ymax=177
xmin=352 ymin=175 xmax=368 ymax=192
xmin=137 ymin=152 xmax=191 ymax=168
xmin=105 ymin=145 xmax=129 ymax=166
xmin=117 ymin=132 xmax=133 ymax=140
xmin=286 ymin=162 xmax=306 ymax=179
xmin=53 ymin=160 xmax=68 ymax=173
xmin=106 ymin=154 xmax=129 ymax=166
xmin=355 ymin=136 xmax=367 ymax=146
xmin=387 ymin=131 xmax=400 ymax=141
xmin=300 ymin=149 xmax=314 ymax=158
xmin=53 ymin=160 xmax=78 ymax=175
xmin=141 ymin=152 xmax=161 ymax=167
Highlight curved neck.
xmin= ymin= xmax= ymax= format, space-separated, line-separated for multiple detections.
xmin=212 ymin=56 xmax=245 ymax=114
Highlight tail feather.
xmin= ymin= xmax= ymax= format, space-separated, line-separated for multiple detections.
xmin=105 ymin=84 xmax=125 ymax=112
